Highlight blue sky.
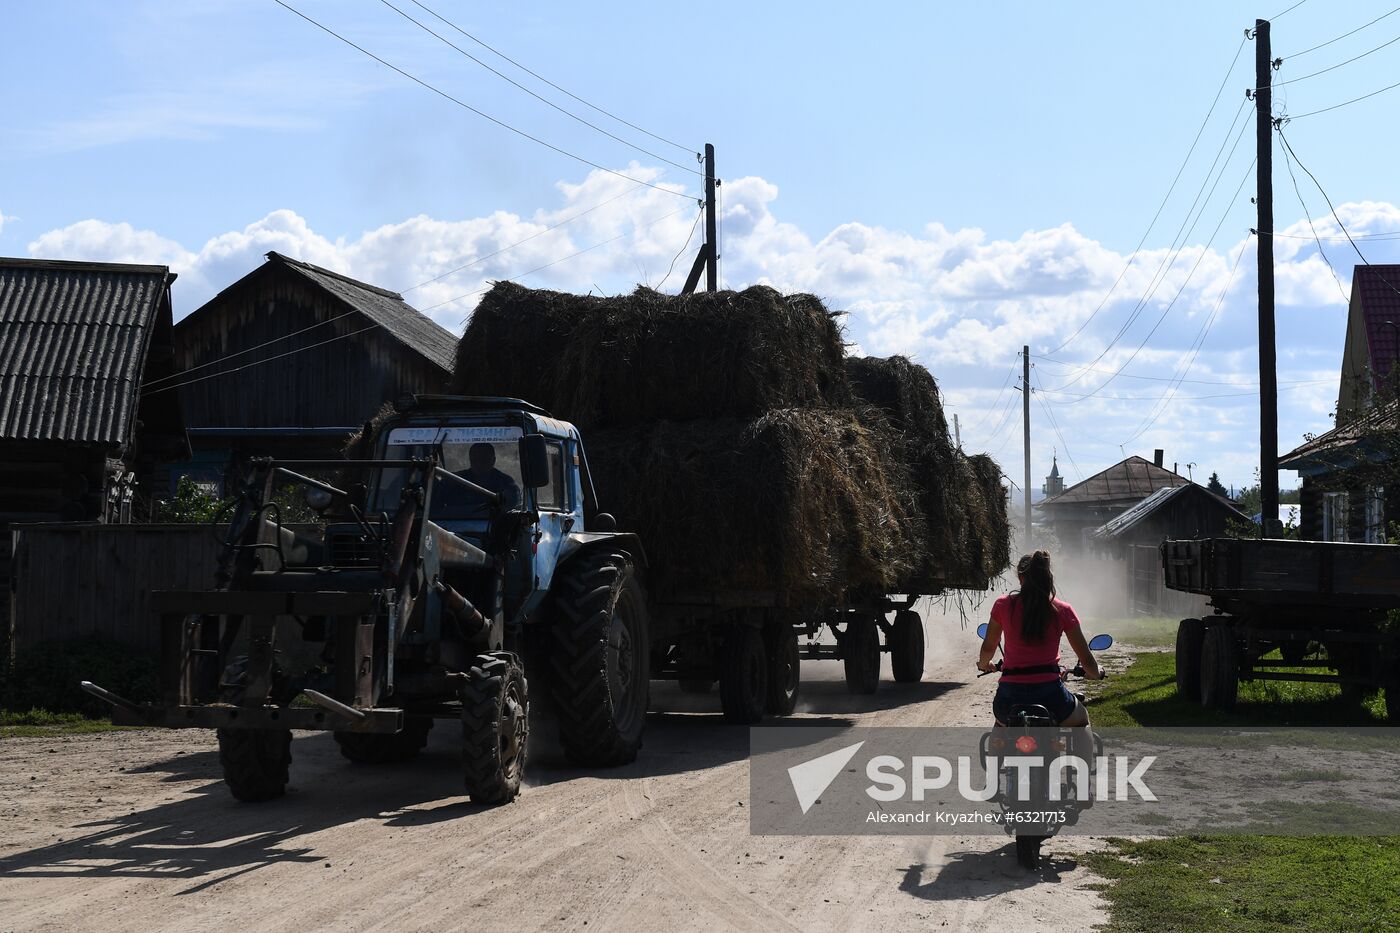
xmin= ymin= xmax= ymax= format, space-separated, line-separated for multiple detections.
xmin=5 ymin=0 xmax=1400 ymax=490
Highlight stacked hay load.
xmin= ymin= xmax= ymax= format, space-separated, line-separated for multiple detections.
xmin=449 ymin=283 xmax=1007 ymax=603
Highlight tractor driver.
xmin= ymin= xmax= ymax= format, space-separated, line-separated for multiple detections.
xmin=454 ymin=442 xmax=520 ymax=513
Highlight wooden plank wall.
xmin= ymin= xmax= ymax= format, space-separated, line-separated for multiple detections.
xmin=8 ymin=524 xmax=227 ymax=657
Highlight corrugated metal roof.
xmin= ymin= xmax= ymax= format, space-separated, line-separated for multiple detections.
xmin=1040 ymin=455 xmax=1188 ymax=508
xmin=1279 ymin=397 xmax=1399 ymax=470
xmin=266 ymin=252 xmax=456 ymax=373
xmin=1090 ymin=483 xmax=1245 ymax=539
xmin=0 ymin=258 xmax=171 ymax=445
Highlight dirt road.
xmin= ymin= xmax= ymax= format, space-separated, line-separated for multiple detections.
xmin=0 ymin=608 xmax=1108 ymax=932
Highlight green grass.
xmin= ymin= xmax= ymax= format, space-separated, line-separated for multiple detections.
xmin=0 ymin=708 xmax=124 ymax=738
xmin=1084 ymin=836 xmax=1400 ymax=932
xmin=1084 ymin=650 xmax=1390 ymax=728
xmin=1094 ymin=615 xmax=1180 ymax=649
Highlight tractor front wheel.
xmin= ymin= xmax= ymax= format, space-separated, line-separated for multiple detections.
xmin=335 ymin=717 xmax=432 ymax=764
xmin=460 ymin=652 xmax=528 ymax=805
xmin=218 ymin=729 xmax=292 ymax=802
xmin=548 ymin=551 xmax=650 ymax=766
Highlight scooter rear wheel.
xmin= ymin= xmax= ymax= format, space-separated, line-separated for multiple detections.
xmin=1015 ymin=834 xmax=1043 ymax=870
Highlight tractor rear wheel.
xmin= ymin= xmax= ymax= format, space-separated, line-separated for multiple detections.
xmin=843 ymin=616 xmax=881 ymax=695
xmin=461 ymin=652 xmax=528 ymax=805
xmin=765 ymin=623 xmax=800 ymax=716
xmin=720 ymin=624 xmax=767 ymax=724
xmin=1200 ymin=624 xmax=1239 ymax=711
xmin=548 ymin=551 xmax=650 ymax=766
xmin=1174 ymin=618 xmax=1205 ymax=701
xmin=890 ymin=610 xmax=925 ymax=683
xmin=334 ymin=717 xmax=432 ymax=764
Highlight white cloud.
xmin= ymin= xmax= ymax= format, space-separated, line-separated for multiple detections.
xmin=25 ymin=163 xmax=1400 ymax=489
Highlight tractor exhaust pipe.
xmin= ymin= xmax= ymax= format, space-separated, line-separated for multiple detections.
xmin=435 ymin=579 xmax=487 ymax=639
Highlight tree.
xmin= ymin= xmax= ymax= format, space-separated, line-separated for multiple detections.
xmin=1206 ymin=472 xmax=1228 ymax=497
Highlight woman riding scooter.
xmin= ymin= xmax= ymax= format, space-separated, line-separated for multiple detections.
xmin=977 ymin=550 xmax=1104 ymax=726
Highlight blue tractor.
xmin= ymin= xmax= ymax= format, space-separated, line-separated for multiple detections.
xmin=83 ymin=395 xmax=649 ymax=804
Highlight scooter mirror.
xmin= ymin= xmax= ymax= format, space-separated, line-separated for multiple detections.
xmin=976 ymin=623 xmax=988 ymax=639
xmin=1088 ymin=633 xmax=1113 ymax=651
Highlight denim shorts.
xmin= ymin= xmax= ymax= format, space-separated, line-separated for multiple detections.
xmin=993 ymin=679 xmax=1078 ymax=724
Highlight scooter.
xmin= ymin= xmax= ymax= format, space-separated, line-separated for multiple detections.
xmin=974 ymin=622 xmax=1113 ymax=869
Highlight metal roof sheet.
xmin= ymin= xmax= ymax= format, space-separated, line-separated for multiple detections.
xmin=1090 ymin=483 xmax=1246 ymax=539
xmin=0 ymin=257 xmax=171 ymax=445
xmin=1039 ymin=455 xmax=1188 ymax=508
xmin=1357 ymin=264 xmax=1400 ymax=385
xmin=266 ymin=252 xmax=456 ymax=373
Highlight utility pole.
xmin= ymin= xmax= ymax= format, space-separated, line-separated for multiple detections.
xmin=1255 ymin=19 xmax=1279 ymax=537
xmin=1023 ymin=346 xmax=1032 ymax=549
xmin=954 ymin=413 xmax=962 ymax=450
xmin=681 ymin=143 xmax=719 ymax=295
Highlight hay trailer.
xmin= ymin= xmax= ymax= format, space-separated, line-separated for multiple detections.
xmin=1162 ymin=537 xmax=1400 ymax=721
xmin=82 ymin=395 xmax=649 ymax=802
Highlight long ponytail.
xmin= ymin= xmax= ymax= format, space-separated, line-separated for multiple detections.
xmin=1016 ymin=550 xmax=1057 ymax=642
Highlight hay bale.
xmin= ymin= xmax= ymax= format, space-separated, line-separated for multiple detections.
xmin=845 ymin=355 xmax=1009 ymax=588
xmin=585 ymin=409 xmax=919 ymax=606
xmin=452 ymin=282 xmax=850 ymax=429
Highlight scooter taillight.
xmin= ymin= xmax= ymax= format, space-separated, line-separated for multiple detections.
xmin=1014 ymin=735 xmax=1039 ymax=754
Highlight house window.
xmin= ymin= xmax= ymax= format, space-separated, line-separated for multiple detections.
xmin=1365 ymin=485 xmax=1386 ymax=543
xmin=1322 ymin=492 xmax=1350 ymax=542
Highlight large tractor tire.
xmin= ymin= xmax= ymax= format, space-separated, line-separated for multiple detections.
xmin=765 ymin=623 xmax=800 ymax=716
xmin=216 ymin=656 xmax=292 ymax=802
xmin=843 ymin=616 xmax=881 ymax=695
xmin=1174 ymin=618 xmax=1205 ymax=701
xmin=335 ymin=717 xmax=432 ymax=764
xmin=890 ymin=609 xmax=926 ymax=684
xmin=1200 ymin=624 xmax=1240 ymax=711
xmin=720 ymin=624 xmax=767 ymax=724
xmin=548 ymin=551 xmax=650 ymax=766
xmin=461 ymin=652 xmax=528 ymax=804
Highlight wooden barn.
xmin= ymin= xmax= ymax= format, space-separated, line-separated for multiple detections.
xmin=1037 ymin=451 xmax=1189 ymax=552
xmin=171 ymin=251 xmax=456 ymax=489
xmin=0 ymin=257 xmax=187 ymax=626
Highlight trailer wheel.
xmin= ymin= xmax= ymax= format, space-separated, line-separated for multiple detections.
xmin=461 ymin=652 xmax=528 ymax=805
xmin=720 ymin=625 xmax=768 ymax=724
xmin=678 ymin=679 xmax=714 ymax=694
xmin=548 ymin=551 xmax=650 ymax=766
xmin=1200 ymin=624 xmax=1239 ymax=710
xmin=765 ymin=623 xmax=800 ymax=716
xmin=1174 ymin=618 xmax=1205 ymax=701
xmin=890 ymin=610 xmax=926 ymax=683
xmin=334 ymin=717 xmax=432 ymax=764
xmin=1384 ymin=676 xmax=1400 ymax=725
xmin=843 ymin=616 xmax=881 ymax=695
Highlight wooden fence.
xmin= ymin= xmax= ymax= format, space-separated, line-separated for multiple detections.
xmin=7 ymin=523 xmax=231 ymax=657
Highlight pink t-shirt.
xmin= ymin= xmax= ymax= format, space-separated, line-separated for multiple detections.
xmin=990 ymin=594 xmax=1081 ymax=684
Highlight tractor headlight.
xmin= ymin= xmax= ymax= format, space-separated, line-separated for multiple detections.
xmin=304 ymin=486 xmax=335 ymax=513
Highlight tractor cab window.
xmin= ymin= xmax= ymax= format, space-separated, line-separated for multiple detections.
xmin=536 ymin=441 xmax=566 ymax=511
xmin=375 ymin=426 xmax=525 ymax=521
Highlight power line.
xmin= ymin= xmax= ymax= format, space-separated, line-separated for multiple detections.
xmin=1060 ymin=155 xmax=1256 ymax=404
xmin=1268 ymin=230 xmax=1400 ymax=240
xmin=405 ymin=0 xmax=693 ymax=155
xmin=1262 ymin=30 xmax=1400 ymax=90
xmin=1277 ymin=130 xmax=1351 ymax=304
xmin=1051 ymin=105 xmax=1253 ymax=393
xmin=428 ymin=203 xmax=696 ymax=321
xmin=1031 ymin=370 xmax=1082 ymax=481
xmin=377 ymin=0 xmax=700 ymax=176
xmin=1119 ymin=239 xmax=1253 ymax=445
xmin=1046 ymin=38 xmax=1247 ymax=357
xmin=1037 ymin=356 xmax=1322 ymax=387
xmin=141 ymin=309 xmax=361 ymax=389
xmin=1277 ymin=126 xmax=1400 ymax=299
xmin=979 ymin=383 xmax=1025 ymax=450
xmin=1040 ymin=381 xmax=1328 ymax=402
xmin=1287 ymin=75 xmax=1400 ymax=119
xmin=1271 ymin=0 xmax=1309 ymax=20
xmin=962 ymin=357 xmax=1021 ymax=432
xmin=1281 ymin=5 xmax=1400 ymax=60
xmin=657 ymin=208 xmax=703 ymax=290
xmin=272 ymin=0 xmax=692 ymax=200
xmin=144 ymin=324 xmax=382 ymax=396
xmin=399 ymin=186 xmax=649 ymax=295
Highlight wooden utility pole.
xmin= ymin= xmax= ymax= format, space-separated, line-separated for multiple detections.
xmin=1023 ymin=346 xmax=1032 ymax=548
xmin=1255 ymin=19 xmax=1279 ymax=536
xmin=681 ymin=143 xmax=719 ymax=295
